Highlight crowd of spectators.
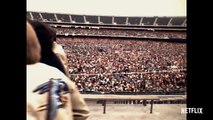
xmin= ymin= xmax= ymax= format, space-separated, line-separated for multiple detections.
xmin=56 ymin=37 xmax=187 ymax=94
xmin=55 ymin=28 xmax=186 ymax=39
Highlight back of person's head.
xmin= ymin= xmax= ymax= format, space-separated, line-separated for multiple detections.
xmin=28 ymin=20 xmax=67 ymax=74
xmin=27 ymin=21 xmax=41 ymax=64
xmin=28 ymin=20 xmax=56 ymax=54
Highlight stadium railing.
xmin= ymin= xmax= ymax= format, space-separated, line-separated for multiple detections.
xmin=82 ymin=94 xmax=160 ymax=114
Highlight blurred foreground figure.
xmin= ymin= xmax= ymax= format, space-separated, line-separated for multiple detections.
xmin=27 ymin=21 xmax=90 ymax=120
xmin=28 ymin=20 xmax=69 ymax=76
xmin=53 ymin=40 xmax=70 ymax=77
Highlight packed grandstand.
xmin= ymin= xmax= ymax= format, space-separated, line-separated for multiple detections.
xmin=27 ymin=11 xmax=187 ymax=95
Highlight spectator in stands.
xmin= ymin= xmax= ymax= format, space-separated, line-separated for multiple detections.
xmin=27 ymin=21 xmax=90 ymax=120
xmin=28 ymin=20 xmax=68 ymax=76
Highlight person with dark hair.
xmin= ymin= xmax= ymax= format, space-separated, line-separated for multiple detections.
xmin=28 ymin=20 xmax=68 ymax=76
xmin=27 ymin=21 xmax=90 ymax=120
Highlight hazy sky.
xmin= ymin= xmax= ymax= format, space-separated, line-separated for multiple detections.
xmin=27 ymin=0 xmax=186 ymax=17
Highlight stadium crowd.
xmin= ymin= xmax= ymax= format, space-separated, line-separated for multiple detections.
xmin=56 ymin=37 xmax=187 ymax=94
xmin=55 ymin=28 xmax=186 ymax=39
